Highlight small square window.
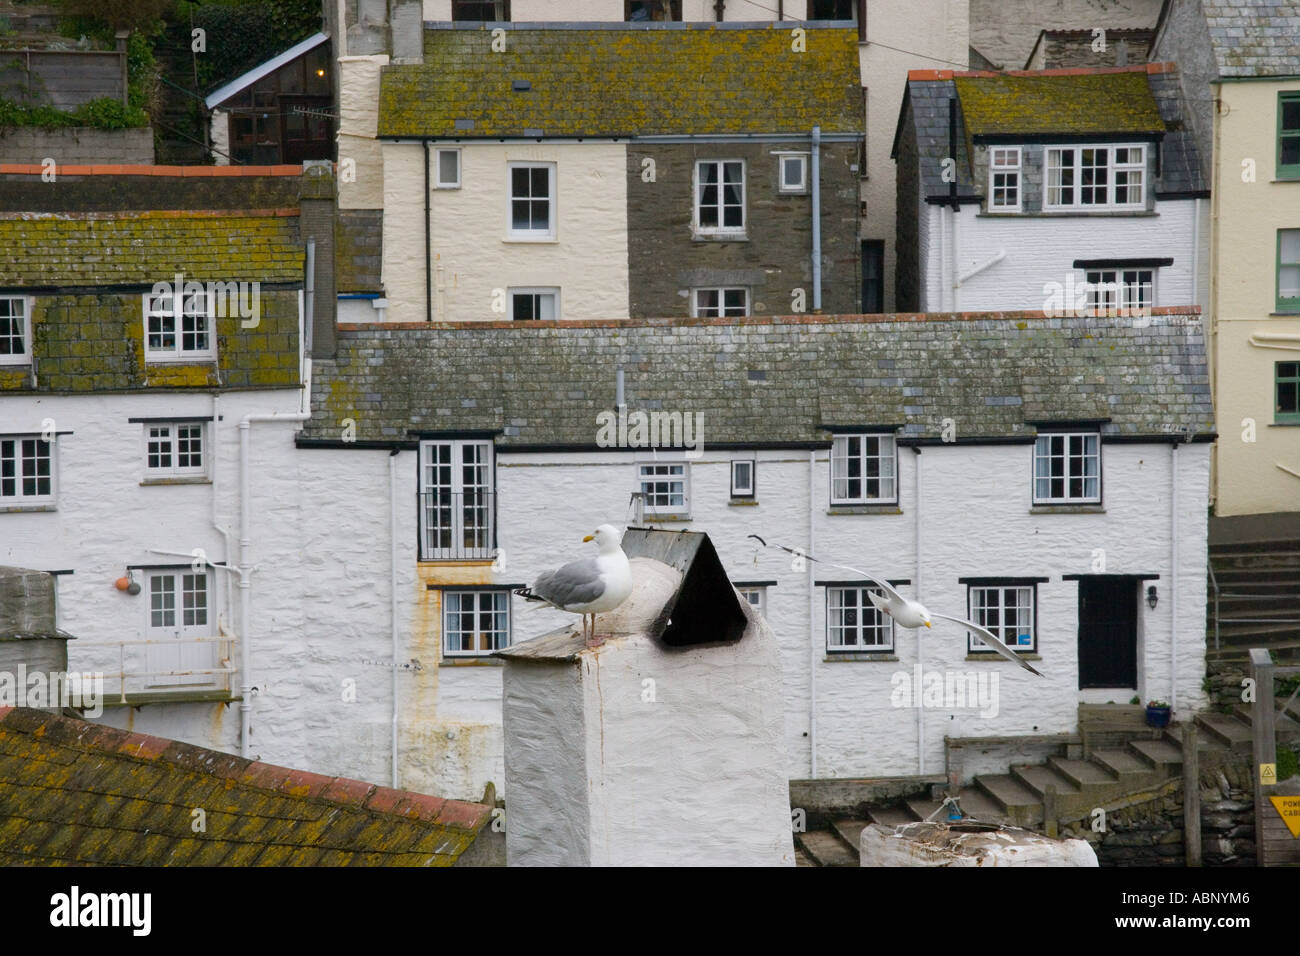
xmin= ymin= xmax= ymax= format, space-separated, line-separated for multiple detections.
xmin=436 ymin=149 xmax=461 ymax=188
xmin=830 ymin=434 xmax=897 ymax=503
xmin=1033 ymin=432 xmax=1101 ymax=504
xmin=0 ymin=297 xmax=31 ymax=364
xmin=1277 ymin=362 xmax=1300 ymax=424
xmin=638 ymin=462 xmax=688 ymax=515
xmin=778 ymin=154 xmax=808 ymax=193
xmin=737 ymin=585 xmax=767 ymax=617
xmin=143 ymin=291 xmax=216 ymax=362
xmin=443 ymin=590 xmax=511 ymax=656
xmin=508 ymin=287 xmax=559 ymax=321
xmin=0 ymin=434 xmax=54 ymax=503
xmin=827 ymin=586 xmax=894 ymax=652
xmin=1085 ymin=269 xmax=1154 ymax=314
xmin=967 ymin=585 xmax=1036 ymax=653
xmin=144 ymin=422 xmax=206 ymax=478
xmin=692 ymin=287 xmax=748 ymax=318
xmin=508 ymin=162 xmax=556 ymax=239
xmin=731 ymin=459 xmax=755 ymax=498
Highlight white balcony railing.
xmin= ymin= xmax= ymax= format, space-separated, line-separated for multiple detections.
xmin=71 ymin=625 xmax=237 ymax=705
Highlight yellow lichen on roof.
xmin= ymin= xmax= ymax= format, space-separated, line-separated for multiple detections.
xmin=954 ymin=71 xmax=1165 ymax=136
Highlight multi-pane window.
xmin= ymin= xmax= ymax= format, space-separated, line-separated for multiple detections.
xmin=731 ymin=459 xmax=755 ymax=498
xmin=145 ymin=423 xmax=205 ymax=477
xmin=436 ymin=149 xmax=461 ymax=188
xmin=509 ymin=288 xmax=559 ymax=321
xmin=625 ymin=0 xmax=681 ymax=19
xmin=638 ymin=463 xmax=687 ymax=514
xmin=0 ymin=297 xmax=29 ymax=364
xmin=830 ymin=434 xmax=897 ymax=503
xmin=147 ymin=570 xmax=209 ymax=633
xmin=692 ymin=287 xmax=748 ymax=318
xmin=1045 ymin=146 xmax=1145 ymax=210
xmin=988 ymin=147 xmax=1021 ymax=211
xmin=0 ymin=435 xmax=53 ymax=503
xmin=778 ymin=153 xmax=808 ymax=193
xmin=443 ymin=590 xmax=511 ymax=656
xmin=827 ymin=586 xmax=894 ymax=652
xmin=1279 ymin=229 xmax=1300 ymax=312
xmin=1279 ymin=92 xmax=1300 ymax=179
xmin=508 ymin=162 xmax=555 ymax=238
xmin=1277 ymin=362 xmax=1300 ymax=424
xmin=695 ymin=160 xmax=745 ymax=235
xmin=420 ymin=440 xmax=494 ymax=559
xmin=452 ymin=0 xmax=509 ymax=20
xmin=737 ymin=586 xmax=767 ymax=617
xmin=1085 ymin=269 xmax=1154 ymax=313
xmin=968 ymin=585 xmax=1035 ymax=653
xmin=1033 ymin=432 xmax=1101 ymax=503
xmin=143 ymin=291 xmax=215 ymax=361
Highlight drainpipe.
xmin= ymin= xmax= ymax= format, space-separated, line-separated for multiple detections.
xmin=1170 ymin=441 xmax=1179 ymax=713
xmin=811 ymin=126 xmax=822 ymax=311
xmin=948 ymin=98 xmax=959 ymax=312
xmin=938 ymin=204 xmax=947 ymax=310
xmin=808 ymin=448 xmax=817 ymax=777
xmin=390 ymin=449 xmax=400 ymax=788
xmin=914 ymin=446 xmax=924 ymax=773
xmin=423 ymin=141 xmax=432 ymax=323
xmin=714 ymin=0 xmax=725 ymax=21
xmin=1191 ymin=197 xmax=1201 ymax=310
xmin=951 ymin=207 xmax=960 ymax=312
xmin=211 ymin=394 xmax=237 ymax=646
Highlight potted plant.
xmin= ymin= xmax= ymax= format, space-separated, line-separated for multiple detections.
xmin=1145 ymin=699 xmax=1171 ymax=728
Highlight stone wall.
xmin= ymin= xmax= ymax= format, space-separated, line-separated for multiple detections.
xmin=0 ymin=128 xmax=154 ymax=166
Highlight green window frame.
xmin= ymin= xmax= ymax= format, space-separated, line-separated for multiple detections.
xmin=1280 ymin=92 xmax=1300 ymax=180
xmin=1278 ymin=362 xmax=1300 ymax=425
xmin=1280 ymin=229 xmax=1300 ymax=313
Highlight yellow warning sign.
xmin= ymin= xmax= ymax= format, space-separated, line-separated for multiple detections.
xmin=1270 ymin=797 xmax=1300 ymax=838
xmin=1261 ymin=763 xmax=1277 ymax=785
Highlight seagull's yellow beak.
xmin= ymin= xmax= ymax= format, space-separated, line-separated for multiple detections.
xmin=583 ymin=534 xmax=594 ymax=542
xmin=925 ymin=621 xmax=932 ymax=628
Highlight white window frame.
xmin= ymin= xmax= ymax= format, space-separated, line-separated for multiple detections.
xmin=1044 ymin=144 xmax=1146 ymax=211
xmin=691 ymin=287 xmax=749 ymax=318
xmin=988 ymin=146 xmax=1021 ymax=212
xmin=442 ymin=589 xmax=511 ymax=657
xmin=694 ymin=159 xmax=746 ymax=236
xmin=0 ymin=295 xmax=31 ymax=365
xmin=967 ymin=584 xmax=1036 ymax=654
xmin=507 ymin=161 xmax=556 ymax=240
xmin=638 ymin=462 xmax=688 ymax=515
xmin=142 ymin=422 xmax=207 ymax=478
xmin=0 ymin=434 xmax=55 ymax=504
xmin=146 ymin=568 xmax=212 ymax=639
xmin=419 ymin=439 xmax=495 ymax=559
xmin=507 ymin=286 xmax=560 ymax=321
xmin=737 ymin=586 xmax=767 ymax=617
xmin=1033 ymin=432 xmax=1101 ymax=504
xmin=776 ymin=152 xmax=809 ymax=194
xmin=436 ymin=148 xmax=461 ymax=189
xmin=730 ymin=459 xmax=755 ymax=498
xmin=827 ymin=586 xmax=894 ymax=652
xmin=830 ymin=433 xmax=898 ymax=504
xmin=142 ymin=290 xmax=216 ymax=362
xmin=1084 ymin=268 xmax=1155 ymax=314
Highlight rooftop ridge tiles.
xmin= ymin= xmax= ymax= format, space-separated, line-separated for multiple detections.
xmin=909 ymin=62 xmax=1175 ymax=81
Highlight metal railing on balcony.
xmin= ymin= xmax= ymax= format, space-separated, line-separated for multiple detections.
xmin=72 ymin=625 xmax=237 ymax=705
xmin=418 ymin=490 xmax=496 ymax=561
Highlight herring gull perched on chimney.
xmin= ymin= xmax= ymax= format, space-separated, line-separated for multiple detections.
xmin=515 ymin=524 xmax=633 ymax=647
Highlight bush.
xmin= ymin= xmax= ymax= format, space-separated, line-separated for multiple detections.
xmin=0 ymin=96 xmax=147 ymax=129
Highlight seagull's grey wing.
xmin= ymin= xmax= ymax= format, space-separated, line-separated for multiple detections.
xmin=930 ymin=612 xmax=1044 ymax=677
xmin=839 ymin=566 xmax=904 ymax=604
xmin=530 ymin=557 xmax=607 ymax=609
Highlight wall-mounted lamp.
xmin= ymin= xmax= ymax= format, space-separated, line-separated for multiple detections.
xmin=1146 ymin=585 xmax=1158 ymax=611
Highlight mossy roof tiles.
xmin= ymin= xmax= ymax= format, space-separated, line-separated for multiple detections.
xmin=378 ymin=26 xmax=863 ymax=138
xmin=0 ymin=210 xmax=303 ymax=288
xmin=0 ymin=707 xmax=491 ymax=866
xmin=952 ymin=71 xmax=1165 ymax=136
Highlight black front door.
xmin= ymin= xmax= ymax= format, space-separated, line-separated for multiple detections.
xmin=1077 ymin=577 xmax=1139 ymax=688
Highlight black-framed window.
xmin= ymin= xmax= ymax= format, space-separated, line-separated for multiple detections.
xmin=452 ymin=0 xmax=510 ymax=20
xmin=625 ymin=0 xmax=681 ymax=20
xmin=967 ymin=583 xmax=1036 ymax=653
xmin=810 ymin=0 xmax=856 ymax=19
xmin=826 ymin=586 xmax=894 ymax=652
xmin=861 ymin=240 xmax=884 ymax=313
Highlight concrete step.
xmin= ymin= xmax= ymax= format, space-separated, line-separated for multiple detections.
xmin=975 ymin=774 xmax=1043 ymax=826
xmin=832 ymin=819 xmax=867 ymax=855
xmin=950 ymin=788 xmax=1009 ymax=823
xmin=795 ymin=845 xmax=817 ymax=866
xmin=904 ymin=796 xmax=948 ymax=822
xmin=866 ymin=806 xmax=917 ymax=827
xmin=1048 ymin=756 xmax=1118 ymax=789
xmin=1130 ymin=737 xmax=1184 ymax=769
xmin=795 ymin=829 xmax=859 ymax=867
xmin=1195 ymin=712 xmax=1255 ymax=751
xmin=1233 ymin=703 xmax=1300 ymax=738
xmin=1091 ymin=747 xmax=1152 ymax=776
xmin=1013 ymin=763 xmax=1081 ymax=799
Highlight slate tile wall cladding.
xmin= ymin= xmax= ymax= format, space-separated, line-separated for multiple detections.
xmin=895 ymin=108 xmax=922 ymax=312
xmin=336 ymin=209 xmax=383 ymax=293
xmin=305 ymin=310 xmax=1215 ymax=446
xmin=626 ymin=141 xmax=861 ymax=318
xmin=1 ymin=290 xmax=301 ymax=392
xmin=0 ymin=174 xmax=302 ymax=213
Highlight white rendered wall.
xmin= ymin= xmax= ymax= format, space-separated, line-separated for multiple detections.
xmin=337 ymin=55 xmax=389 ymax=211
xmin=381 ymin=141 xmax=631 ymax=323
xmin=923 ymin=199 xmax=1203 ymax=312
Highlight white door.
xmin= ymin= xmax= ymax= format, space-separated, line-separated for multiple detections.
xmin=145 ymin=570 xmax=217 ymax=688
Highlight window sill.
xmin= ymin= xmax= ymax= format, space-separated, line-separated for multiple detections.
xmin=642 ymin=513 xmax=691 ymax=523
xmin=0 ymin=503 xmax=56 ymax=513
xmin=1030 ymin=504 xmax=1104 ymax=514
xmin=1269 ymin=312 xmax=1300 ymax=317
xmin=1270 ymin=178 xmax=1300 ymax=183
xmin=728 ymin=498 xmax=759 ymax=506
xmin=503 ymin=236 xmax=558 ymax=244
xmin=965 ymin=653 xmax=1041 ymax=662
xmin=825 ymin=653 xmax=899 ymax=662
xmin=418 ymin=559 xmax=497 ymax=567
xmin=988 ymin=210 xmax=1154 ymax=218
xmin=440 ymin=657 xmax=504 ymax=667
xmin=827 ymin=504 xmax=902 ymax=515
xmin=0 ymin=360 xmax=32 ymax=367
xmin=692 ymin=233 xmax=749 ymax=242
xmin=141 ymin=476 xmax=212 ymax=486
xmin=1268 ymin=421 xmax=1300 ymax=427
xmin=144 ymin=356 xmax=217 ymax=365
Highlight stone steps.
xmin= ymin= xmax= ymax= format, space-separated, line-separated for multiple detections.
xmin=795 ymin=828 xmax=858 ymax=867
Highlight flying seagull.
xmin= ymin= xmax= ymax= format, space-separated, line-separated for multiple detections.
xmin=747 ymin=535 xmax=1043 ymax=676
xmin=515 ymin=524 xmax=633 ymax=647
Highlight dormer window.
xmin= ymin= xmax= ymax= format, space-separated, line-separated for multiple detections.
xmin=1045 ymin=145 xmax=1145 ymax=211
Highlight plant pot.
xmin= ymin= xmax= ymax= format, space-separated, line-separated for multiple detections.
xmin=1145 ymin=705 xmax=1171 ymax=728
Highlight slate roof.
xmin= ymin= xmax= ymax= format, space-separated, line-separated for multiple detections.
xmin=0 ymin=707 xmax=493 ymax=866
xmin=301 ymin=310 xmax=1215 ymax=446
xmin=0 ymin=210 xmax=303 ymax=288
xmin=1202 ymin=0 xmax=1300 ymax=77
xmin=378 ymin=25 xmax=863 ymax=138
xmin=895 ymin=64 xmax=1206 ymax=200
xmin=336 ymin=209 xmax=383 ymax=293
